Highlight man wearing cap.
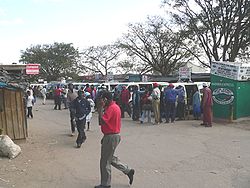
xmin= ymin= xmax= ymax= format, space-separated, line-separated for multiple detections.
xmin=201 ymin=83 xmax=213 ymax=127
xmin=164 ymin=83 xmax=178 ymax=123
xmin=151 ymin=83 xmax=161 ymax=124
xmin=70 ymin=90 xmax=91 ymax=148
xmin=95 ymin=91 xmax=135 ymax=188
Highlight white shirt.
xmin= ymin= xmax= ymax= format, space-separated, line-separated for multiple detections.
xmin=27 ymin=95 xmax=34 ymax=107
xmin=152 ymin=87 xmax=161 ymax=100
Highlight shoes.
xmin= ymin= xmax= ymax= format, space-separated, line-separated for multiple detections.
xmin=200 ymin=123 xmax=206 ymax=126
xmin=76 ymin=144 xmax=81 ymax=148
xmin=140 ymin=121 xmax=143 ymax=124
xmin=205 ymin=124 xmax=212 ymax=127
xmin=70 ymin=132 xmax=75 ymax=137
xmin=127 ymin=169 xmax=135 ymax=185
xmin=153 ymin=122 xmax=160 ymax=125
xmin=94 ymin=185 xmax=111 ymax=188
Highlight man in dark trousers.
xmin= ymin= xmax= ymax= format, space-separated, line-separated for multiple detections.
xmin=95 ymin=91 xmax=135 ymax=188
xmin=70 ymin=90 xmax=91 ymax=148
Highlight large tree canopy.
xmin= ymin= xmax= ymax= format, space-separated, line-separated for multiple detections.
xmin=118 ymin=16 xmax=194 ymax=76
xmin=20 ymin=42 xmax=80 ymax=81
xmin=80 ymin=44 xmax=120 ymax=80
xmin=163 ymin=0 xmax=250 ymax=66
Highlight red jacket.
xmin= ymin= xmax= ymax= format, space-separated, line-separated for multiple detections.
xmin=121 ymin=89 xmax=130 ymax=104
xmin=101 ymin=101 xmax=121 ymax=134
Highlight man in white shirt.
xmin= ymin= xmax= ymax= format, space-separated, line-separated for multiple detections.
xmin=151 ymin=83 xmax=161 ymax=124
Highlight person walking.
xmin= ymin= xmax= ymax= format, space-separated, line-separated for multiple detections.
xmin=95 ymin=91 xmax=135 ymax=188
xmin=151 ymin=83 xmax=161 ymax=124
xmin=67 ymin=83 xmax=78 ymax=136
xmin=201 ymin=83 xmax=213 ymax=127
xmin=70 ymin=90 xmax=91 ymax=148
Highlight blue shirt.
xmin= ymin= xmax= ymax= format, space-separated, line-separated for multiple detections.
xmin=164 ymin=88 xmax=178 ymax=103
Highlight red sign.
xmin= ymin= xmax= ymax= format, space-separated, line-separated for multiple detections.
xmin=26 ymin=64 xmax=40 ymax=75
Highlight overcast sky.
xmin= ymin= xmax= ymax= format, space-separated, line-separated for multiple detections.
xmin=0 ymin=0 xmax=165 ymax=64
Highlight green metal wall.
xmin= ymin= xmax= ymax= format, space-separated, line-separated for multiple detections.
xmin=211 ymin=75 xmax=236 ymax=119
xmin=211 ymin=74 xmax=250 ymax=119
xmin=235 ymin=81 xmax=250 ymax=118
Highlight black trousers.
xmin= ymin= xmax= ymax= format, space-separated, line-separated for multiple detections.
xmin=27 ymin=107 xmax=33 ymax=118
xmin=69 ymin=107 xmax=76 ymax=133
xmin=132 ymin=104 xmax=140 ymax=121
xmin=176 ymin=102 xmax=185 ymax=119
xmin=165 ymin=102 xmax=176 ymax=122
xmin=54 ymin=96 xmax=61 ymax=110
xmin=121 ymin=103 xmax=131 ymax=118
xmin=76 ymin=119 xmax=86 ymax=145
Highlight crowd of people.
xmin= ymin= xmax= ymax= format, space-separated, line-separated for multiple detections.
xmin=24 ymin=81 xmax=213 ymax=127
xmin=23 ymin=81 xmax=213 ymax=187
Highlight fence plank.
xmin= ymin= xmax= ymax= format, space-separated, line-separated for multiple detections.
xmin=11 ymin=91 xmax=20 ymax=139
xmin=4 ymin=89 xmax=14 ymax=139
xmin=16 ymin=91 xmax=25 ymax=139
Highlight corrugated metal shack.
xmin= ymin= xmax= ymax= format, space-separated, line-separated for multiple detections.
xmin=0 ymin=82 xmax=27 ymax=140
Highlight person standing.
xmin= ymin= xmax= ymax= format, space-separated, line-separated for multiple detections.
xmin=67 ymin=83 xmax=78 ymax=136
xmin=40 ymin=86 xmax=47 ymax=105
xmin=96 ymin=85 xmax=106 ymax=122
xmin=151 ymin=83 xmax=161 ymax=124
xmin=85 ymin=92 xmax=95 ymax=131
xmin=176 ymin=85 xmax=185 ymax=120
xmin=120 ymin=86 xmax=131 ymax=118
xmin=54 ymin=85 xmax=63 ymax=110
xmin=140 ymin=90 xmax=152 ymax=124
xmin=26 ymin=90 xmax=34 ymax=118
xmin=62 ymin=85 xmax=69 ymax=109
xmin=201 ymin=83 xmax=213 ymax=127
xmin=95 ymin=91 xmax=135 ymax=188
xmin=192 ymin=87 xmax=201 ymax=120
xmin=164 ymin=83 xmax=178 ymax=123
xmin=132 ymin=85 xmax=141 ymax=121
xmin=70 ymin=90 xmax=91 ymax=148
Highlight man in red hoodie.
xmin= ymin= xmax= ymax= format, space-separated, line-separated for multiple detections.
xmin=120 ymin=86 xmax=131 ymax=118
xmin=95 ymin=91 xmax=135 ymax=188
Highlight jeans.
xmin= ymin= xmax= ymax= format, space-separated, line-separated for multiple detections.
xmin=140 ymin=110 xmax=152 ymax=123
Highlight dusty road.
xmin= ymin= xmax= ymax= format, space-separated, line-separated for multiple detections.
xmin=0 ymin=99 xmax=250 ymax=188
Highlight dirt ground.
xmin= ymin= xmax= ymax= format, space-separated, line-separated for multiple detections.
xmin=0 ymin=99 xmax=250 ymax=188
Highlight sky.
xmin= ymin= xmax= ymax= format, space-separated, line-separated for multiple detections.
xmin=0 ymin=0 xmax=165 ymax=64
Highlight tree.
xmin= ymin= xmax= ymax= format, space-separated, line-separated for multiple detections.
xmin=118 ymin=16 xmax=195 ymax=76
xmin=80 ymin=44 xmax=120 ymax=81
xmin=163 ymin=0 xmax=250 ymax=66
xmin=20 ymin=42 xmax=80 ymax=81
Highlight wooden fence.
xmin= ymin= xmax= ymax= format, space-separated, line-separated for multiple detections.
xmin=0 ymin=87 xmax=27 ymax=140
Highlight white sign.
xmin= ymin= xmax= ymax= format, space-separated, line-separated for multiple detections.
xmin=211 ymin=61 xmax=250 ymax=81
xmin=26 ymin=64 xmax=40 ymax=75
xmin=179 ymin=67 xmax=191 ymax=80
